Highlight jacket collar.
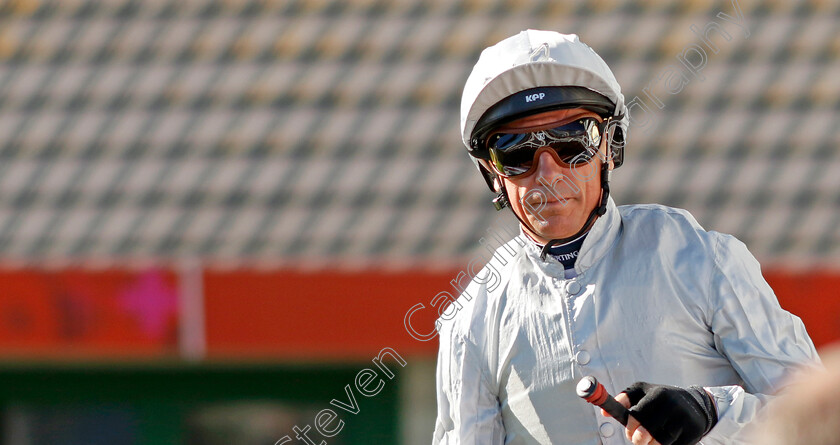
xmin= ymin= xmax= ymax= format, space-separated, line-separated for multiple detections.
xmin=520 ymin=196 xmax=621 ymax=276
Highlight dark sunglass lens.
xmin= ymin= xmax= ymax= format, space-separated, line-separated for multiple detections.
xmin=545 ymin=120 xmax=586 ymax=137
xmin=551 ymin=141 xmax=592 ymax=164
xmin=491 ymin=145 xmax=535 ymax=176
xmin=489 ymin=132 xmax=527 ymax=151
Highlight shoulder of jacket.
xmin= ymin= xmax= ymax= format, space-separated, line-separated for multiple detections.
xmin=618 ymin=204 xmax=750 ymax=246
xmin=618 ymin=203 xmax=704 ymax=227
xmin=615 ymin=203 xmax=729 ymax=261
xmin=619 ymin=203 xmax=716 ymax=237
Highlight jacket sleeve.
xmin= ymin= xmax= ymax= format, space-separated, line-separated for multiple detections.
xmin=700 ymin=233 xmax=820 ymax=444
xmin=433 ymin=317 xmax=505 ymax=445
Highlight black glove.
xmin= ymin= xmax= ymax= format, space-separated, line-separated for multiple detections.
xmin=622 ymin=382 xmax=718 ymax=445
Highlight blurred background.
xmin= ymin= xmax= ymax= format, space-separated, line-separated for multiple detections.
xmin=0 ymin=0 xmax=838 ymax=443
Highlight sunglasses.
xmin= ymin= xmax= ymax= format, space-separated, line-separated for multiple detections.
xmin=486 ymin=117 xmax=608 ymax=178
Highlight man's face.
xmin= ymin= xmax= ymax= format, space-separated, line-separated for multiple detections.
xmin=484 ymin=108 xmax=610 ymax=244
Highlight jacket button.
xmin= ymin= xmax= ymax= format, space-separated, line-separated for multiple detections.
xmin=566 ymin=281 xmax=581 ymax=295
xmin=600 ymin=422 xmax=615 ymax=437
xmin=575 ymin=350 xmax=590 ymax=365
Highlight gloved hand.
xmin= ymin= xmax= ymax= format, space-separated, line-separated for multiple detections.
xmin=621 ymin=382 xmax=718 ymax=445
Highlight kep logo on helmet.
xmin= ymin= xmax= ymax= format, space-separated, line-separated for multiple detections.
xmin=525 ymin=93 xmax=546 ymax=103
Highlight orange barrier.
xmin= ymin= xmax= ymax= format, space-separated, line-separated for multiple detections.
xmin=0 ymin=267 xmax=835 ymax=360
xmin=204 ymin=269 xmax=444 ymax=360
xmin=764 ymin=269 xmax=840 ymax=350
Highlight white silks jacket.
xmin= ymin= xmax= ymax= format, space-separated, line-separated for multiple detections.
xmin=433 ymin=197 xmax=819 ymax=445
